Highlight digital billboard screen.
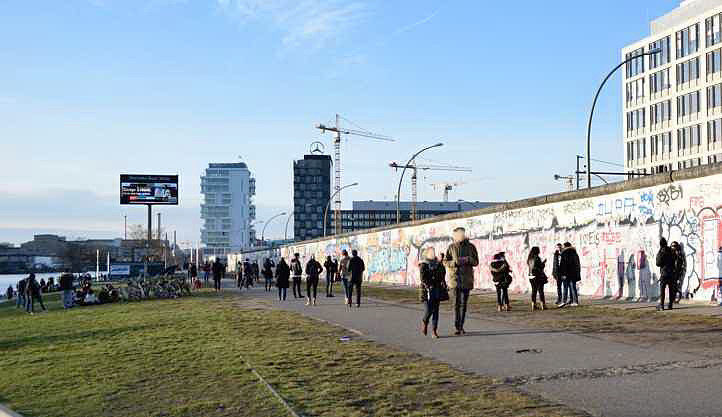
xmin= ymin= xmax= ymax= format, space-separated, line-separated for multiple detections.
xmin=120 ymin=174 xmax=178 ymax=205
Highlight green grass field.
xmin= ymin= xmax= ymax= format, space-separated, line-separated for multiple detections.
xmin=0 ymin=291 xmax=579 ymax=417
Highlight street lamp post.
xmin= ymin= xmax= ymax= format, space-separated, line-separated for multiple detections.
xmin=586 ymin=49 xmax=660 ymax=189
xmin=284 ymin=212 xmax=294 ymax=241
xmin=395 ymin=143 xmax=443 ymax=223
xmin=261 ymin=212 xmax=287 ymax=246
xmin=324 ymin=182 xmax=359 ymax=237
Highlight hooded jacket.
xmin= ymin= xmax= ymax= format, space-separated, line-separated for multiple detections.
xmin=305 ymin=258 xmax=322 ymax=280
xmin=275 ymin=260 xmax=290 ymax=288
xmin=656 ymin=245 xmax=676 ymax=282
xmin=559 ymin=246 xmax=581 ymax=282
xmin=443 ymin=239 xmax=479 ymax=290
xmin=490 ymin=258 xmax=512 ymax=288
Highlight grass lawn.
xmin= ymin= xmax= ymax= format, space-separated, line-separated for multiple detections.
xmin=0 ymin=290 xmax=580 ymax=417
xmin=364 ymin=284 xmax=722 ymax=357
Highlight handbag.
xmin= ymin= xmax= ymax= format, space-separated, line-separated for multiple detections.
xmin=438 ymin=282 xmax=450 ymax=302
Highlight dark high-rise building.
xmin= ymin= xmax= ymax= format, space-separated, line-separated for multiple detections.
xmin=293 ymin=154 xmax=332 ymax=241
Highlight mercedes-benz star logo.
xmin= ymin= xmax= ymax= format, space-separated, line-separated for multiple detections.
xmin=310 ymin=141 xmax=325 ymax=154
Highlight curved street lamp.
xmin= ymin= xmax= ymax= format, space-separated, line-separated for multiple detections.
xmin=284 ymin=212 xmax=294 ymax=241
xmin=261 ymin=212 xmax=287 ymax=245
xmin=324 ymin=182 xmax=359 ymax=236
xmin=586 ymin=48 xmax=660 ymax=189
xmin=395 ymin=142 xmax=443 ymax=223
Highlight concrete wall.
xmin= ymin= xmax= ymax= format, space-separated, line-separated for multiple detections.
xmin=281 ymin=165 xmax=722 ymax=301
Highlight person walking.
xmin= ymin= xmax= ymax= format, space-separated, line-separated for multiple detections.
xmin=212 ymin=258 xmax=223 ymax=292
xmin=59 ymin=270 xmax=75 ymax=309
xmin=559 ymin=242 xmax=581 ymax=307
xmin=490 ymin=252 xmax=512 ymax=312
xmin=656 ymin=238 xmax=677 ymax=310
xmin=443 ymin=227 xmax=479 ymax=335
xmin=348 ymin=250 xmax=365 ymax=308
xmin=290 ymin=253 xmax=304 ymax=299
xmin=263 ymin=258 xmax=275 ymax=292
xmin=25 ymin=274 xmax=46 ymax=314
xmin=243 ymin=259 xmax=253 ymax=288
xmin=189 ymin=263 xmax=198 ymax=287
xmin=552 ymin=243 xmax=564 ymax=306
xmin=305 ymin=255 xmax=322 ymax=306
xmin=203 ymin=262 xmax=210 ymax=285
xmin=275 ymin=258 xmax=290 ymax=301
xmin=252 ymin=261 xmax=260 ymax=284
xmin=339 ymin=250 xmax=351 ymax=305
xmin=323 ymin=255 xmax=337 ymax=297
xmin=616 ymin=250 xmax=626 ymax=300
xmin=527 ymin=247 xmax=548 ymax=311
xmin=16 ymin=278 xmax=26 ymax=309
xmin=6 ymin=285 xmax=14 ymax=301
xmin=672 ymin=242 xmax=687 ymax=302
xmin=420 ymin=247 xmax=446 ymax=338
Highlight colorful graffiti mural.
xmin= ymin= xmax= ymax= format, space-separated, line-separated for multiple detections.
xmin=281 ymin=173 xmax=722 ymax=301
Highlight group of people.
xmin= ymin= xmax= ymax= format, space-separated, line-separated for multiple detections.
xmin=12 ymin=274 xmax=47 ymax=314
xmin=188 ymin=259 xmax=226 ymax=291
xmin=264 ymin=250 xmax=365 ymax=308
xmin=9 ymin=271 xmax=118 ymax=314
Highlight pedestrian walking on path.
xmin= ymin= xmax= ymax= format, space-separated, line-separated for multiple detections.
xmin=275 ymin=258 xmax=290 ymax=301
xmin=16 ymin=278 xmax=26 ymax=309
xmin=323 ymin=256 xmax=337 ymax=297
xmin=290 ymin=253 xmax=304 ymax=299
xmin=552 ymin=243 xmax=564 ymax=305
xmin=419 ymin=247 xmax=447 ymax=338
xmin=527 ymin=246 xmax=548 ymax=311
xmin=212 ymin=258 xmax=223 ymax=292
xmin=339 ymin=250 xmax=351 ymax=305
xmin=59 ymin=271 xmax=75 ymax=309
xmin=490 ymin=252 xmax=512 ymax=312
xmin=305 ymin=255 xmax=322 ymax=306
xmin=443 ymin=227 xmax=479 ymax=335
xmin=559 ymin=242 xmax=581 ymax=307
xmin=656 ymin=238 xmax=677 ymax=310
xmin=263 ymin=258 xmax=275 ymax=292
xmin=25 ymin=273 xmax=46 ymax=314
xmin=348 ymin=250 xmax=365 ymax=308
xmin=5 ymin=285 xmax=13 ymax=301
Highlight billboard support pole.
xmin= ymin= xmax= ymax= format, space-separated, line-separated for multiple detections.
xmin=145 ymin=204 xmax=152 ymax=277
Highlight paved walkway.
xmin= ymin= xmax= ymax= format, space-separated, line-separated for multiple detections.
xmin=237 ymin=284 xmax=722 ymax=417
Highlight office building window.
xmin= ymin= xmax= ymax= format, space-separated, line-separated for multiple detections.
xmin=650 ymin=100 xmax=671 ymax=126
xmin=677 ymin=90 xmax=700 ymax=119
xmin=626 ymin=47 xmax=645 ymax=78
xmin=626 ymin=78 xmax=645 ymax=105
xmin=650 ymin=68 xmax=671 ymax=94
xmin=676 ymin=23 xmax=699 ymax=59
xmin=706 ymin=13 xmax=722 ymax=47
xmin=677 ymin=124 xmax=701 ymax=155
xmin=706 ymin=48 xmax=722 ymax=75
xmin=651 ymin=132 xmax=671 ymax=156
xmin=708 ymin=119 xmax=722 ymax=146
xmin=626 ymin=108 xmax=646 ymax=133
xmin=649 ymin=36 xmax=671 ymax=69
xmin=708 ymin=84 xmax=722 ymax=110
xmin=676 ymin=57 xmax=700 ymax=85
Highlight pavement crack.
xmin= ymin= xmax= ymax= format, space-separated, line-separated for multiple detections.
xmin=502 ymin=358 xmax=722 ymax=385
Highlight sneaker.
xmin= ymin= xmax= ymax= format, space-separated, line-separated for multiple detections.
xmin=312 ymin=299 xmax=317 ymax=306
xmin=305 ymin=300 xmax=310 ymax=306
xmin=558 ymin=302 xmax=567 ymax=308
xmin=570 ymin=303 xmax=579 ymax=307
xmin=432 ymin=330 xmax=439 ymax=338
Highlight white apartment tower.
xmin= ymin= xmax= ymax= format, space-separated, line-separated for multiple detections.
xmin=623 ymin=0 xmax=722 ymax=175
xmin=200 ymin=162 xmax=256 ymax=256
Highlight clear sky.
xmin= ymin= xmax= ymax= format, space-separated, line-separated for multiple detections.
xmin=0 ymin=0 xmax=681 ymax=245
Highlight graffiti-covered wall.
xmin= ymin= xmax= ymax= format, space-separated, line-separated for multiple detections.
xmin=281 ymin=167 xmax=722 ymax=301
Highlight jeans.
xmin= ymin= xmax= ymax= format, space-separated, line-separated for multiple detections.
xmin=496 ymin=286 xmax=509 ymax=306
xmin=265 ymin=277 xmax=273 ymax=292
xmin=292 ymin=278 xmax=303 ymax=298
xmin=453 ymin=288 xmax=470 ymax=330
xmin=563 ymin=280 xmax=578 ymax=304
xmin=306 ymin=278 xmax=319 ymax=300
xmin=213 ymin=278 xmax=221 ymax=291
xmin=26 ymin=294 xmax=46 ymax=313
xmin=62 ymin=290 xmax=74 ymax=308
xmin=278 ymin=287 xmax=287 ymax=301
xmin=530 ymin=280 xmax=545 ymax=304
xmin=16 ymin=294 xmax=25 ymax=309
xmin=325 ymin=273 xmax=334 ymax=296
xmin=617 ymin=271 xmax=625 ymax=298
xmin=660 ymin=280 xmax=676 ymax=309
xmin=341 ymin=278 xmax=350 ymax=301
xmin=348 ymin=280 xmax=361 ymax=306
xmin=422 ymin=297 xmax=440 ymax=329
xmin=555 ymin=278 xmax=564 ymax=304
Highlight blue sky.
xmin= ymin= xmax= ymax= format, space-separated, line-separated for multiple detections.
xmin=0 ymin=0 xmax=680 ymax=245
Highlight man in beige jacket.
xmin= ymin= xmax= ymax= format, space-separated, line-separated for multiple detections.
xmin=443 ymin=227 xmax=479 ymax=335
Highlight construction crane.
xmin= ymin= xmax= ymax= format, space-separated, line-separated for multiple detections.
xmin=389 ymin=162 xmax=472 ymax=221
xmin=316 ymin=114 xmax=393 ymax=235
xmin=430 ymin=180 xmax=468 ymax=202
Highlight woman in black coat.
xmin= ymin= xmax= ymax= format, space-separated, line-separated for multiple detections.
xmin=527 ymin=246 xmax=548 ymax=311
xmin=490 ymin=252 xmax=512 ymax=312
xmin=419 ymin=247 xmax=447 ymax=338
xmin=275 ymin=258 xmax=290 ymax=301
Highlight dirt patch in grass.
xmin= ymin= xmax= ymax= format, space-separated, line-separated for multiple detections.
xmin=364 ymin=285 xmax=722 ymax=358
xmin=0 ymin=291 xmax=581 ymax=417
